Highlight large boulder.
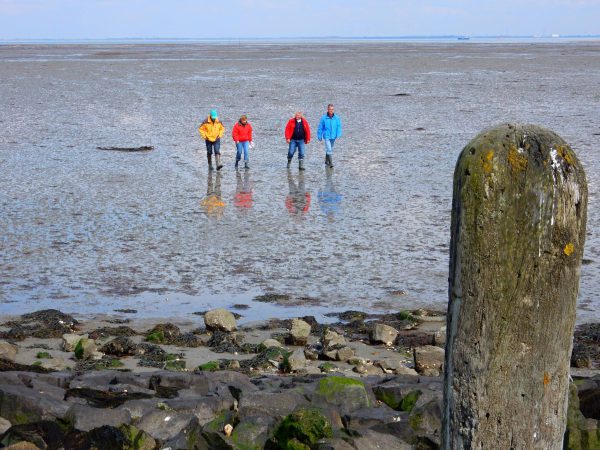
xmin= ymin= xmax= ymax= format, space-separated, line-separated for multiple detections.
xmin=0 ymin=385 xmax=69 ymax=424
xmin=413 ymin=345 xmax=444 ymax=376
xmin=204 ymin=309 xmax=237 ymax=332
xmin=371 ymin=324 xmax=399 ymax=346
xmin=66 ymin=404 xmax=131 ymax=432
xmin=62 ymin=334 xmax=88 ymax=352
xmin=0 ymin=341 xmax=19 ymax=361
xmin=137 ymin=410 xmax=196 ymax=441
xmin=313 ymin=376 xmax=371 ymax=415
xmin=289 ymin=319 xmax=311 ymax=345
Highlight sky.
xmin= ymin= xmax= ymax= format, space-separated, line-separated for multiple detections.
xmin=0 ymin=0 xmax=599 ymax=40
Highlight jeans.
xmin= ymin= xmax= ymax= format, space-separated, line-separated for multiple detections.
xmin=235 ymin=141 xmax=250 ymax=161
xmin=324 ymin=138 xmax=335 ymax=156
xmin=205 ymin=138 xmax=221 ymax=155
xmin=288 ymin=139 xmax=305 ymax=160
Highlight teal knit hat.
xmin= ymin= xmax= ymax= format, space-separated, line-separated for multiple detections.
xmin=210 ymin=109 xmax=218 ymax=119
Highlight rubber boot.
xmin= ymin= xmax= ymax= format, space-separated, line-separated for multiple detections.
xmin=325 ymin=155 xmax=329 ymax=166
xmin=287 ymin=158 xmax=292 ymax=169
xmin=299 ymin=159 xmax=305 ymax=171
xmin=327 ymin=155 xmax=334 ymax=168
xmin=216 ymin=154 xmax=223 ymax=171
xmin=235 ymin=159 xmax=239 ymax=170
xmin=244 ymin=160 xmax=250 ymax=170
xmin=207 ymin=154 xmax=214 ymax=171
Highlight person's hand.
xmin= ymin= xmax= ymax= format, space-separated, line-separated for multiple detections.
xmin=235 ymin=141 xmax=239 ymax=145
xmin=286 ymin=139 xmax=290 ymax=144
xmin=306 ymin=140 xmax=310 ymax=144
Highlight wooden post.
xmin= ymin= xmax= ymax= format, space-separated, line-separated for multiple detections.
xmin=443 ymin=124 xmax=588 ymax=449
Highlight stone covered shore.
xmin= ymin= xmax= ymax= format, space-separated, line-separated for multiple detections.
xmin=0 ymin=308 xmax=599 ymax=449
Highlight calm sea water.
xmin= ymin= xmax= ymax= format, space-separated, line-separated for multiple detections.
xmin=1 ymin=42 xmax=599 ymax=322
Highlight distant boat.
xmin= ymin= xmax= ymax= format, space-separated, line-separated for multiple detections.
xmin=457 ymin=36 xmax=470 ymax=41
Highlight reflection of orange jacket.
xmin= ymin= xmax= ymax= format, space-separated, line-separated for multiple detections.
xmin=285 ymin=193 xmax=311 ymax=214
xmin=234 ymin=191 xmax=253 ymax=209
xmin=285 ymin=118 xmax=311 ymax=143
xmin=232 ymin=121 xmax=253 ymax=142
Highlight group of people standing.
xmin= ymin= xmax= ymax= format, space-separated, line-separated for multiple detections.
xmin=198 ymin=104 xmax=343 ymax=171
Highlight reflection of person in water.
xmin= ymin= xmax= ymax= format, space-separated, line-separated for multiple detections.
xmin=234 ymin=170 xmax=253 ymax=210
xmin=200 ymin=171 xmax=225 ymax=218
xmin=318 ymin=167 xmax=342 ymax=219
xmin=285 ymin=170 xmax=311 ymax=216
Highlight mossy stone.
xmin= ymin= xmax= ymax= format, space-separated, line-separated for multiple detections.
xmin=316 ymin=376 xmax=370 ymax=410
xmin=36 ymin=352 xmax=52 ymax=359
xmin=197 ymin=361 xmax=220 ymax=371
xmin=146 ymin=331 xmax=165 ymax=344
xmin=274 ymin=406 xmax=333 ymax=449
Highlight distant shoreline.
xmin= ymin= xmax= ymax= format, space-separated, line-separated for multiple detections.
xmin=2 ymin=35 xmax=600 ymax=45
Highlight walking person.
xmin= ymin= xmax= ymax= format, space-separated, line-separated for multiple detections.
xmin=285 ymin=111 xmax=311 ymax=171
xmin=232 ymin=115 xmax=253 ymax=170
xmin=199 ymin=109 xmax=225 ymax=171
xmin=317 ymin=104 xmax=342 ymax=168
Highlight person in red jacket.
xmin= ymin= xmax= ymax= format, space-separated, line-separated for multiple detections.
xmin=232 ymin=115 xmax=253 ymax=170
xmin=284 ymin=111 xmax=311 ymax=171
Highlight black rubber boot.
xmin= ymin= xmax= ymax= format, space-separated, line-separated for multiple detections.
xmin=235 ymin=159 xmax=239 ymax=170
xmin=299 ymin=159 xmax=305 ymax=171
xmin=216 ymin=154 xmax=223 ymax=171
xmin=327 ymin=155 xmax=334 ymax=168
xmin=287 ymin=158 xmax=292 ymax=169
xmin=244 ymin=160 xmax=250 ymax=170
xmin=207 ymin=154 xmax=214 ymax=171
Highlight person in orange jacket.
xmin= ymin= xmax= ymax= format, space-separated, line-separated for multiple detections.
xmin=231 ymin=115 xmax=253 ymax=170
xmin=198 ymin=109 xmax=225 ymax=171
xmin=284 ymin=111 xmax=311 ymax=171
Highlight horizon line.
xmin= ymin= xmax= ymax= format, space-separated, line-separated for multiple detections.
xmin=1 ymin=34 xmax=600 ymax=42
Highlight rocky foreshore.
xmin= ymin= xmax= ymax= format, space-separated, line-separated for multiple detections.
xmin=0 ymin=308 xmax=599 ymax=449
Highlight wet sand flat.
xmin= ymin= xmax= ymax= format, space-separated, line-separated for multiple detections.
xmin=1 ymin=41 xmax=599 ymax=322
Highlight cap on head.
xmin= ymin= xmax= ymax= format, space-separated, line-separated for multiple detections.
xmin=210 ymin=109 xmax=218 ymax=119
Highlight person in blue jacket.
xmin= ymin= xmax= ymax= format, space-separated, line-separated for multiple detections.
xmin=317 ymin=104 xmax=342 ymax=168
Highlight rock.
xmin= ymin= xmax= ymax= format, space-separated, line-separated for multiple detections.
xmin=343 ymin=405 xmax=407 ymax=430
xmin=272 ymin=406 xmax=333 ymax=449
xmin=433 ymin=325 xmax=447 ymax=346
xmin=62 ymin=333 xmax=88 ymax=352
xmin=350 ymin=429 xmax=413 ymax=450
xmin=314 ymin=376 xmax=371 ymax=415
xmin=408 ymin=398 xmax=443 ymax=446
xmin=0 ymin=420 xmax=65 ymax=450
xmin=0 ymin=341 xmax=19 ymax=361
xmin=66 ymin=404 xmax=132 ymax=431
xmin=137 ymin=410 xmax=195 ymax=441
xmin=100 ymin=336 xmax=137 ymax=356
xmin=261 ymin=338 xmax=283 ymax=349
xmin=371 ymin=323 xmax=399 ymax=345
xmin=5 ymin=442 xmax=42 ymax=450
xmin=239 ymin=390 xmax=308 ymax=419
xmin=323 ymin=329 xmax=346 ymax=347
xmin=0 ymin=384 xmax=69 ymax=424
xmin=231 ymin=414 xmax=276 ymax=450
xmin=579 ymin=388 xmax=600 ymax=420
xmin=414 ymin=345 xmax=445 ymax=376
xmin=286 ymin=349 xmax=307 ymax=372
xmin=375 ymin=360 xmax=419 ymax=376
xmin=373 ymin=384 xmax=422 ymax=412
xmin=353 ymin=363 xmax=384 ymax=376
xmin=71 ymin=337 xmax=97 ymax=360
xmin=289 ymin=319 xmax=311 ymax=345
xmin=304 ymin=344 xmax=321 ymax=361
xmin=204 ymin=309 xmax=237 ymax=332
xmin=117 ymin=399 xmax=158 ymax=420
xmin=0 ymin=416 xmax=11 ymax=434
xmin=64 ymin=424 xmax=155 ymax=450
xmin=335 ymin=346 xmax=354 ymax=362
